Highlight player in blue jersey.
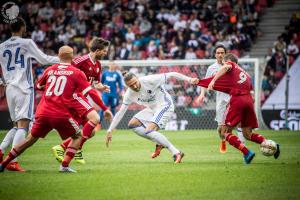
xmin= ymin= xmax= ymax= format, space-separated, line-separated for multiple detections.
xmin=100 ymin=62 xmax=124 ymax=118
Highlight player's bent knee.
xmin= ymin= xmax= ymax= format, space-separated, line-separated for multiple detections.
xmin=87 ymin=110 xmax=100 ymax=124
xmin=128 ymin=118 xmax=142 ymax=129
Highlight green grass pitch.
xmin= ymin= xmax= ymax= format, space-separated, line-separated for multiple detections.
xmin=0 ymin=129 xmax=300 ymax=200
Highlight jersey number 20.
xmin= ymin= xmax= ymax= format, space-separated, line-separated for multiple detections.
xmin=46 ymin=76 xmax=67 ymax=96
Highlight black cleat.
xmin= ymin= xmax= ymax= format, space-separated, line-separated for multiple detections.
xmin=274 ymin=144 xmax=280 ymax=159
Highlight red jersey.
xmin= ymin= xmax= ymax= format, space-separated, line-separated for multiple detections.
xmin=35 ymin=63 xmax=92 ymax=118
xmin=72 ymin=54 xmax=101 ymax=85
xmin=198 ymin=61 xmax=253 ymax=95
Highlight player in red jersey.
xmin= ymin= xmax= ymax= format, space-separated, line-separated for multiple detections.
xmin=197 ymin=53 xmax=280 ymax=164
xmin=0 ymin=46 xmax=100 ymax=173
xmin=52 ymin=37 xmax=113 ymax=164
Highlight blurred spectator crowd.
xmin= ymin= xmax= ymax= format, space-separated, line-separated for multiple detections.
xmin=261 ymin=12 xmax=300 ymax=104
xmin=0 ymin=0 xmax=271 ymax=60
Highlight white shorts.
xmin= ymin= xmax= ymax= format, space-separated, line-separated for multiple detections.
xmin=215 ymin=100 xmax=228 ymax=125
xmin=6 ymin=85 xmax=34 ymax=122
xmin=133 ymin=104 xmax=174 ymax=129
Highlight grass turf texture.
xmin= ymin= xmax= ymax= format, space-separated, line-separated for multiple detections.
xmin=0 ymin=130 xmax=299 ymax=200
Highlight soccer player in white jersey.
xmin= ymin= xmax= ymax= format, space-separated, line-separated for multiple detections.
xmin=196 ymin=45 xmax=245 ymax=153
xmin=0 ymin=17 xmax=59 ymax=171
xmin=105 ymin=71 xmax=199 ymax=163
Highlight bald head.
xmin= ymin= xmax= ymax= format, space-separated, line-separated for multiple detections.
xmin=58 ymin=45 xmax=73 ymax=63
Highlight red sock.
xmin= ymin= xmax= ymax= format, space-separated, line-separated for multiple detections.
xmin=1 ymin=148 xmax=19 ymax=167
xmin=62 ymin=147 xmax=77 ymax=167
xmin=225 ymin=133 xmax=249 ymax=155
xmin=250 ymin=133 xmax=265 ymax=144
xmin=79 ymin=137 xmax=87 ymax=149
xmin=82 ymin=121 xmax=96 ymax=139
xmin=61 ymin=138 xmax=71 ymax=150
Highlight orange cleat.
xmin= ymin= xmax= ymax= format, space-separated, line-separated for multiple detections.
xmin=0 ymin=150 xmax=3 ymax=163
xmin=220 ymin=140 xmax=227 ymax=153
xmin=6 ymin=162 xmax=25 ymax=172
xmin=151 ymin=144 xmax=164 ymax=159
xmin=173 ymin=152 xmax=185 ymax=164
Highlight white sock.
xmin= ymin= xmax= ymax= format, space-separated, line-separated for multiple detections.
xmin=132 ymin=126 xmax=149 ymax=139
xmin=0 ymin=127 xmax=17 ymax=153
xmin=237 ymin=128 xmax=246 ymax=144
xmin=11 ymin=128 xmax=27 ymax=162
xmin=146 ymin=130 xmax=180 ymax=155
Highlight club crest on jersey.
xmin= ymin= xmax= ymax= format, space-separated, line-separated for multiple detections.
xmin=147 ymin=90 xmax=152 ymax=94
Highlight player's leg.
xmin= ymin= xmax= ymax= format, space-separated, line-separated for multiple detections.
xmin=54 ymin=117 xmax=82 ymax=173
xmin=223 ymin=97 xmax=255 ymax=164
xmin=241 ymin=101 xmax=280 ymax=159
xmin=216 ymin=102 xmax=227 ymax=153
xmin=0 ymin=124 xmax=17 ymax=161
xmin=111 ymin=96 xmax=118 ymax=116
xmin=218 ymin=125 xmax=227 ymax=153
xmin=6 ymin=87 xmax=34 ymax=171
xmin=0 ymin=133 xmax=39 ymax=172
xmin=236 ymin=127 xmax=246 ymax=144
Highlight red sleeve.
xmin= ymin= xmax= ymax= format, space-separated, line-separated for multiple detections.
xmin=36 ymin=68 xmax=50 ymax=90
xmin=76 ymin=70 xmax=91 ymax=93
xmin=86 ymin=89 xmax=108 ymax=111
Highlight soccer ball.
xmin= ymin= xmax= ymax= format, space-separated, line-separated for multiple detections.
xmin=260 ymin=140 xmax=277 ymax=156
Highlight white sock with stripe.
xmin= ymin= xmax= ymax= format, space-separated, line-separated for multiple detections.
xmin=146 ymin=130 xmax=180 ymax=155
xmin=11 ymin=128 xmax=27 ymax=162
xmin=0 ymin=127 xmax=17 ymax=153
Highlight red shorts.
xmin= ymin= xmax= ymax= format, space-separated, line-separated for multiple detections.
xmin=31 ymin=116 xmax=81 ymax=140
xmin=224 ymin=94 xmax=258 ymax=128
xmin=68 ymin=93 xmax=94 ymax=122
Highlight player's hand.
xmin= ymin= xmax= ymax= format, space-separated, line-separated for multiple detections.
xmin=101 ymin=85 xmax=110 ymax=93
xmin=196 ymin=94 xmax=205 ymax=106
xmin=189 ymin=78 xmax=199 ymax=85
xmin=105 ymin=131 xmax=113 ymax=147
xmin=208 ymin=81 xmax=215 ymax=91
xmin=104 ymin=109 xmax=113 ymax=121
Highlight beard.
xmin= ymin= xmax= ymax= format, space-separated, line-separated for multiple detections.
xmin=95 ymin=54 xmax=103 ymax=60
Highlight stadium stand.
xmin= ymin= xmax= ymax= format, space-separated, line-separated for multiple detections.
xmin=261 ymin=12 xmax=300 ymax=104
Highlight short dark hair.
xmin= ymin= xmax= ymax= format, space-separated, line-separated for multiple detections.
xmin=9 ymin=17 xmax=26 ymax=33
xmin=223 ymin=53 xmax=238 ymax=64
xmin=214 ymin=44 xmax=227 ymax=54
xmin=122 ymin=71 xmax=136 ymax=82
xmin=89 ymin=37 xmax=110 ymax=52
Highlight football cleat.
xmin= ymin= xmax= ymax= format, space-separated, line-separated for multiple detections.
xmin=151 ymin=144 xmax=164 ymax=159
xmin=6 ymin=162 xmax=25 ymax=172
xmin=274 ymin=143 xmax=280 ymax=159
xmin=219 ymin=140 xmax=227 ymax=154
xmin=52 ymin=145 xmax=65 ymax=163
xmin=59 ymin=165 xmax=77 ymax=173
xmin=243 ymin=150 xmax=255 ymax=164
xmin=74 ymin=149 xmax=86 ymax=164
xmin=173 ymin=152 xmax=185 ymax=164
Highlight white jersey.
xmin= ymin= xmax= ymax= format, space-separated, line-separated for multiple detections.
xmin=123 ymin=74 xmax=173 ymax=109
xmin=108 ymin=72 xmax=191 ymax=131
xmin=205 ymin=62 xmax=230 ymax=104
xmin=0 ymin=36 xmax=59 ymax=93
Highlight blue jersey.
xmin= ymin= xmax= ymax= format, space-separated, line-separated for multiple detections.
xmin=101 ymin=70 xmax=123 ymax=97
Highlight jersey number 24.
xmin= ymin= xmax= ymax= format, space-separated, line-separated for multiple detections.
xmin=2 ymin=47 xmax=25 ymax=71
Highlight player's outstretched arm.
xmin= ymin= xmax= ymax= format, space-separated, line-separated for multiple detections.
xmin=106 ymin=103 xmax=129 ymax=147
xmin=165 ymin=72 xmax=199 ymax=84
xmin=208 ymin=64 xmax=231 ymax=91
xmin=28 ymin=39 xmax=59 ymax=65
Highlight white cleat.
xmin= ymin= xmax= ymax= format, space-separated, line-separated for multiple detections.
xmin=59 ymin=165 xmax=77 ymax=173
